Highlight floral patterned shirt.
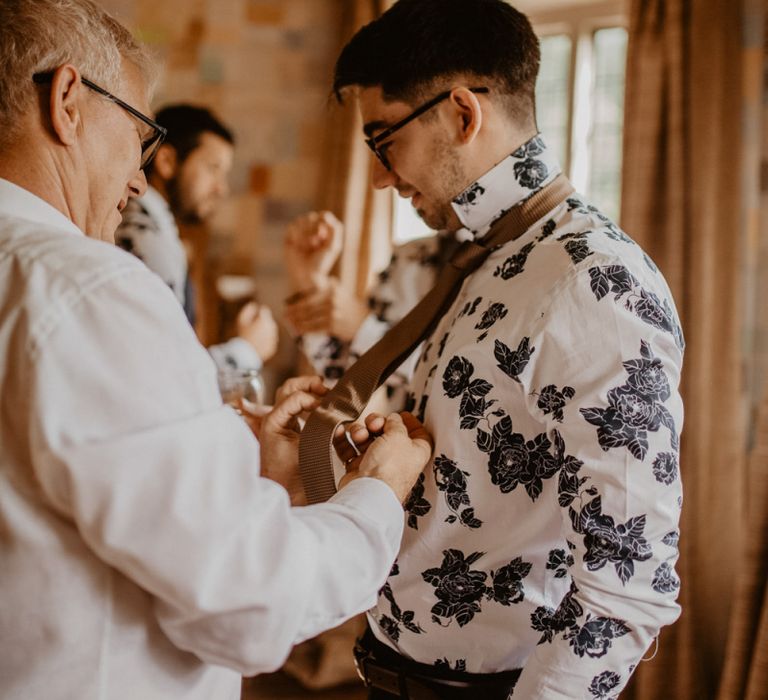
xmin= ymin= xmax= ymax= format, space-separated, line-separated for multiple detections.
xmin=300 ymin=228 xmax=465 ymax=411
xmin=116 ymin=187 xmax=262 ymax=373
xmin=367 ymin=135 xmax=684 ymax=699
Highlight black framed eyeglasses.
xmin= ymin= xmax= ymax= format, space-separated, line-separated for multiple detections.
xmin=365 ymin=87 xmax=489 ymax=171
xmin=33 ymin=72 xmax=167 ymax=170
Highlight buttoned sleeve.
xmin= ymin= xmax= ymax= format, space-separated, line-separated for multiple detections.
xmin=27 ymin=261 xmax=404 ymax=676
xmin=511 ymin=263 xmax=683 ymax=698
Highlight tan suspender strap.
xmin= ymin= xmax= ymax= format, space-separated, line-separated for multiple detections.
xmin=298 ymin=174 xmax=575 ymax=504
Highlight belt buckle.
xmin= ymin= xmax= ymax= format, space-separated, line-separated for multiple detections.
xmin=352 ymin=641 xmax=371 ymax=687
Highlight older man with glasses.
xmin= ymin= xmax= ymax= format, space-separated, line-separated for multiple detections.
xmin=0 ymin=1 xmax=434 ymax=699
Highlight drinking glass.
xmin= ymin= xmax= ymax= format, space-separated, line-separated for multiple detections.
xmin=217 ymin=368 xmax=266 ymax=415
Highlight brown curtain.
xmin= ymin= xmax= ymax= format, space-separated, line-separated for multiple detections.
xmin=620 ymin=0 xmax=764 ymax=698
xmin=316 ymin=0 xmax=394 ymax=298
xmin=717 ymin=395 xmax=768 ymax=699
xmin=717 ymin=6 xmax=768 ymax=698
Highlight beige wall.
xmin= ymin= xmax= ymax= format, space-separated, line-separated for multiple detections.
xmin=99 ymin=0 xmax=344 ymax=383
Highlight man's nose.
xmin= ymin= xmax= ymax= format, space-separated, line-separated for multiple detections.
xmin=371 ymin=156 xmax=397 ymax=190
xmin=129 ymin=169 xmax=148 ymax=199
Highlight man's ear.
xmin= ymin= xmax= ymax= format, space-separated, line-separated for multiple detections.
xmin=448 ymin=87 xmax=484 ymax=145
xmin=152 ymin=143 xmax=177 ymax=180
xmin=48 ymin=64 xmax=84 ymax=147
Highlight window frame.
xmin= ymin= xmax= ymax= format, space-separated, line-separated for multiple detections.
xmin=529 ymin=0 xmax=628 ymax=197
xmin=390 ymin=0 xmax=629 ymax=244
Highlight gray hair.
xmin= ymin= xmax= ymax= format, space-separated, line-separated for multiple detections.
xmin=0 ymin=0 xmax=155 ymax=146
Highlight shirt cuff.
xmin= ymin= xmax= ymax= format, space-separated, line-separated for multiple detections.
xmin=208 ymin=337 xmax=263 ymax=371
xmin=330 ymin=477 xmax=404 ymax=546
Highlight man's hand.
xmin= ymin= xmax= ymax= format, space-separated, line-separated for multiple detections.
xmin=335 ymin=412 xmax=433 ymax=504
xmin=284 ymin=210 xmax=344 ymax=293
xmin=236 ymin=302 xmax=278 ymax=362
xmin=258 ymin=375 xmax=328 ymax=505
xmin=283 ymin=278 xmax=369 ymax=341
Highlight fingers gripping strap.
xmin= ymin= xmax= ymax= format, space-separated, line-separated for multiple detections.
xmin=298 ymin=175 xmax=574 ymax=504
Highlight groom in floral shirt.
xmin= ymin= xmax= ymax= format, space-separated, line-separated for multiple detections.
xmin=333 ymin=0 xmax=684 ymax=698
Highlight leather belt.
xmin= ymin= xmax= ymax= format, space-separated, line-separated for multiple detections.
xmin=353 ymin=630 xmax=522 ymax=699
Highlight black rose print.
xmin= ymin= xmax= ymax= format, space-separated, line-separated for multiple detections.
xmin=537 ymin=218 xmax=557 ymax=241
xmin=477 ymin=414 xmax=560 ymax=500
xmin=416 ymin=394 xmax=429 ymax=422
xmin=554 ymin=430 xmax=589 ymax=508
xmin=494 ymin=241 xmax=535 ymax=280
xmin=422 ymin=550 xmax=533 ymax=628
xmin=378 ymin=579 xmax=424 ymax=642
xmin=662 ymin=531 xmax=679 ymax=548
xmin=558 ymin=230 xmax=594 ymax=265
xmin=454 ymin=182 xmax=486 ymax=209
xmin=569 ymin=496 xmax=652 ymax=585
xmin=433 ymin=454 xmax=483 ymax=529
xmin=652 ymin=452 xmax=679 ymax=485
xmin=588 ymin=265 xmax=685 ymax=351
xmin=531 ymin=581 xmax=584 ymax=644
xmin=437 ymin=332 xmax=450 ymax=359
xmin=513 ymin=135 xmax=546 ymax=158
xmin=422 ymin=549 xmax=488 ymax=627
xmin=404 ymin=472 xmax=431 ymax=530
xmin=511 ymin=137 xmax=549 ymax=190
xmin=458 ymin=296 xmax=483 ymax=318
xmin=369 ymin=297 xmax=392 ymax=323
xmin=534 ymin=384 xmax=576 ymax=422
xmin=564 ymin=196 xmax=612 ymax=226
xmin=581 ymin=341 xmax=678 ymax=461
xmin=487 ymin=557 xmax=533 ymax=606
xmin=494 ymin=337 xmax=535 ymax=382
xmin=651 ymin=562 xmax=680 ymax=594
xmin=513 ymin=158 xmax=548 ymax=189
xmin=435 ymin=658 xmax=467 ymax=672
xmin=442 ymin=356 xmax=475 ymax=397
xmin=546 ymin=548 xmax=575 ymax=579
xmin=475 ymin=302 xmax=508 ymax=341
xmin=313 ymin=336 xmax=346 ymax=380
xmin=530 ymin=605 xmax=559 ymax=644
xmin=377 ymin=615 xmax=400 ymax=641
xmin=604 ymin=223 xmax=632 ymax=243
xmin=569 ymin=616 xmax=631 ymax=659
xmin=459 ymin=385 xmax=494 ymax=430
xmin=589 ymin=670 xmax=621 ymax=699
xmin=588 ymin=264 xmax=635 ymax=301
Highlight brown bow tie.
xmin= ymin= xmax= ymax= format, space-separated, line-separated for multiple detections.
xmin=298 ymin=175 xmax=574 ymax=504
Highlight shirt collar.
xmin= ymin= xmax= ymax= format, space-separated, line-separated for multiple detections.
xmin=136 ymin=185 xmax=177 ymax=232
xmin=450 ymin=134 xmax=562 ymax=236
xmin=0 ymin=178 xmax=83 ymax=237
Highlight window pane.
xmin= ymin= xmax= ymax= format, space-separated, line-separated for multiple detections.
xmin=536 ymin=34 xmax=572 ymax=169
xmin=588 ymin=27 xmax=628 ymax=221
xmin=393 ymin=193 xmax=432 ymax=244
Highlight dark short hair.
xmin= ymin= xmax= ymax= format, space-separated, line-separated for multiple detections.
xmin=145 ymin=104 xmax=234 ymax=175
xmin=333 ymin=0 xmax=540 ymax=127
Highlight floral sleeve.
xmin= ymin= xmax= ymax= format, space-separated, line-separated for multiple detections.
xmin=512 ymin=265 xmax=683 ymax=698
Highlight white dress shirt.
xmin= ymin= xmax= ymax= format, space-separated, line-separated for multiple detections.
xmin=0 ymin=178 xmax=404 ymax=700
xmin=116 ymin=185 xmax=262 ymax=371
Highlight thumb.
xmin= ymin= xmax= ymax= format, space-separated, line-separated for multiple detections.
xmin=381 ymin=412 xmax=408 ymax=437
xmin=264 ymin=390 xmax=319 ymax=433
xmin=237 ymin=301 xmax=259 ymax=325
